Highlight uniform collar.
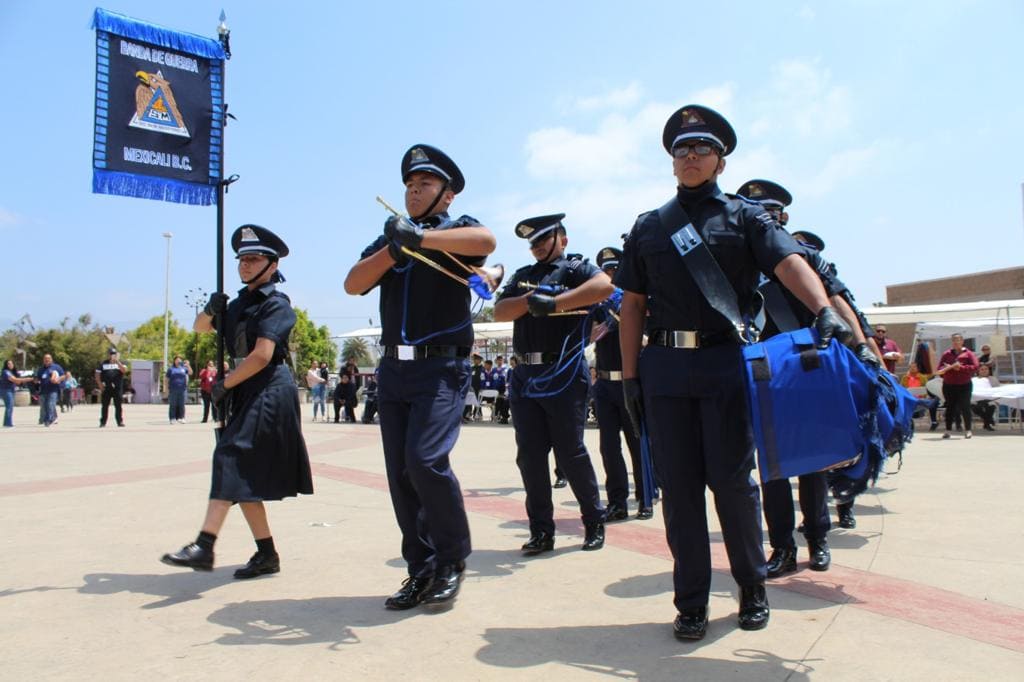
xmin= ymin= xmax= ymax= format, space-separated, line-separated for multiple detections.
xmin=419 ymin=211 xmax=450 ymax=228
xmin=676 ymin=181 xmax=724 ymax=207
xmin=237 ymin=282 xmax=277 ymax=298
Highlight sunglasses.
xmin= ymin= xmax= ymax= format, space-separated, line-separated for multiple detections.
xmin=671 ymin=142 xmax=720 ymax=158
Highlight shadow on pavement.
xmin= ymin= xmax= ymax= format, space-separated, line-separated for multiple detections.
xmin=205 ymin=596 xmax=419 ymax=649
xmin=79 ymin=571 xmax=236 ymax=609
xmin=476 ymin=623 xmax=814 ymax=680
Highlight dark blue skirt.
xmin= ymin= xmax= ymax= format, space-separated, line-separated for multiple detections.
xmin=210 ymin=363 xmax=313 ymax=501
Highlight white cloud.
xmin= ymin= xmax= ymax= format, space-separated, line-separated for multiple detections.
xmin=756 ymin=58 xmax=853 ymax=137
xmin=570 ymin=82 xmax=644 ymax=112
xmin=800 ymin=143 xmax=882 ymax=197
xmin=0 ymin=206 xmax=20 ymax=228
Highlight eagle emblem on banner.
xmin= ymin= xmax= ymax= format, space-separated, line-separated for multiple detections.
xmin=130 ymin=70 xmax=190 ymax=138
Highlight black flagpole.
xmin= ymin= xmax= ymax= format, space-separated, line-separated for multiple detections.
xmin=215 ymin=12 xmax=236 ymax=436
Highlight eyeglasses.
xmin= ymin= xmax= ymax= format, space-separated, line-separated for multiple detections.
xmin=671 ymin=142 xmax=719 ymax=158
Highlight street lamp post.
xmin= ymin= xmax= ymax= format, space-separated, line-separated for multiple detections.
xmin=162 ymin=232 xmax=173 ymax=376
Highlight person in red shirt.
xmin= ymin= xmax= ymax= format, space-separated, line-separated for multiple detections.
xmin=936 ymin=333 xmax=979 ymax=439
xmin=198 ymin=360 xmax=218 ymax=423
xmin=873 ymin=325 xmax=903 ymax=373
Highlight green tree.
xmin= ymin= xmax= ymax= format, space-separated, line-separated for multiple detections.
xmin=290 ymin=308 xmax=337 ymax=371
xmin=125 ymin=315 xmax=190 ymax=362
xmin=341 ymin=337 xmax=372 ymax=366
xmin=21 ymin=314 xmax=110 ymax=391
xmin=476 ymin=306 xmax=495 ymax=322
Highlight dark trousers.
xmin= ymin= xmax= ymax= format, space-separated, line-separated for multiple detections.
xmin=972 ymin=401 xmax=996 ymax=428
xmin=100 ymin=387 xmax=123 ymax=426
xmin=943 ymin=382 xmax=973 ymax=431
xmin=640 ymin=344 xmax=766 ymax=611
xmin=762 ymin=472 xmax=830 ymax=549
xmin=378 ymin=357 xmax=472 ymax=578
xmin=593 ymin=378 xmax=643 ymax=506
xmin=201 ymin=390 xmax=213 ymax=422
xmin=509 ymin=364 xmax=604 ymax=535
xmin=362 ymin=398 xmax=378 ymax=423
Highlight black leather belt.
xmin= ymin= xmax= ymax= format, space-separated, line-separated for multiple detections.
xmin=596 ymin=369 xmax=623 ymax=381
xmin=518 ymin=351 xmax=562 ymax=365
xmin=648 ymin=329 xmax=736 ymax=349
xmin=383 ymin=345 xmax=471 ymax=360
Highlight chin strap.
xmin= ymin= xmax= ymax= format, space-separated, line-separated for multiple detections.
xmin=410 ymin=181 xmax=449 ymax=221
xmin=242 ymin=258 xmax=279 ymax=285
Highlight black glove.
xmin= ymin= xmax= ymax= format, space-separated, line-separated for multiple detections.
xmin=623 ymin=378 xmax=644 ymax=438
xmin=384 ymin=215 xmax=424 ymax=249
xmin=203 ymin=292 xmax=229 ymax=317
xmin=527 ymin=293 xmax=557 ymax=317
xmin=853 ymin=342 xmax=881 ymax=368
xmin=386 ymin=239 xmax=408 ymax=265
xmin=211 ymin=379 xmax=230 ymax=406
xmin=814 ymin=306 xmax=854 ymax=350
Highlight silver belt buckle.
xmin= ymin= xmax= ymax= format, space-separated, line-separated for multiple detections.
xmin=525 ymin=352 xmax=543 ymax=364
xmin=607 ymin=370 xmax=623 ymax=381
xmin=396 ymin=345 xmax=415 ymax=360
xmin=671 ymin=331 xmax=700 ymax=349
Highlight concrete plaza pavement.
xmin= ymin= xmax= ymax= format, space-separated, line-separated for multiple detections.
xmin=1 ymin=402 xmax=1023 ymax=680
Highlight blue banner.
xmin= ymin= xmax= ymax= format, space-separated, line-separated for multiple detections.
xmin=91 ymin=9 xmax=226 ymax=206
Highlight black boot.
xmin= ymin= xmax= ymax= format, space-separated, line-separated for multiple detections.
xmin=765 ymin=546 xmax=797 ymax=578
xmin=738 ymin=584 xmax=770 ymax=631
xmin=421 ymin=561 xmax=466 ymax=605
xmin=384 ymin=575 xmax=434 ymax=610
xmin=233 ymin=551 xmax=281 ymax=579
xmin=161 ymin=543 xmax=214 ymax=571
xmin=636 ymin=506 xmax=654 ymax=520
xmin=582 ymin=522 xmax=605 ymax=551
xmin=521 ymin=532 xmax=555 ymax=555
xmin=673 ymin=605 xmax=709 ymax=640
xmin=604 ymin=502 xmax=628 ymax=522
xmin=552 ymin=475 xmax=568 ymax=489
xmin=837 ymin=503 xmax=856 ymax=529
xmin=808 ymin=538 xmax=831 ymax=572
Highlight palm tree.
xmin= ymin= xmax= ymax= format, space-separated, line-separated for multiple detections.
xmin=342 ymin=337 xmax=372 ymax=366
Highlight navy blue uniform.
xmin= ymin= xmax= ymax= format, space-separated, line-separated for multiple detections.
xmin=592 ymin=317 xmax=643 ymax=508
xmin=96 ymin=358 xmax=126 ymax=426
xmin=212 ymin=283 xmax=313 ymax=502
xmin=498 ymin=256 xmax=605 ymax=535
xmin=360 ymin=212 xmax=479 ymax=578
xmin=759 ymin=241 xmax=837 ymax=549
xmin=617 ymin=183 xmax=801 ymax=611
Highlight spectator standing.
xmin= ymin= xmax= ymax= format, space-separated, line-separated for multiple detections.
xmin=2 ymin=359 xmax=33 ymax=427
xmin=166 ymin=356 xmax=192 ymax=424
xmin=35 ymin=353 xmax=68 ymax=426
xmin=901 ymin=361 xmax=939 ymax=431
xmin=873 ymin=325 xmax=903 ymax=373
xmin=492 ymin=356 xmax=510 ymax=423
xmin=198 ymin=360 xmax=218 ymax=423
xmin=306 ymin=361 xmax=325 ymax=421
xmin=60 ymin=373 xmax=78 ymax=413
xmin=936 ymin=333 xmax=978 ymax=439
xmin=96 ymin=348 xmax=128 ymax=427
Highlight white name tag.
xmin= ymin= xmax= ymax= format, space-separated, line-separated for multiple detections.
xmin=102 ymin=363 xmax=119 ymax=371
xmin=397 ymin=346 xmax=415 ymax=361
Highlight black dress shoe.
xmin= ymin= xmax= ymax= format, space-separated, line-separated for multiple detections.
xmin=605 ymin=502 xmax=628 ymax=522
xmin=765 ymin=546 xmax=797 ymax=578
xmin=808 ymin=539 xmax=831 ymax=572
xmin=521 ymin=532 xmax=555 ymax=555
xmin=582 ymin=522 xmax=605 ymax=551
xmin=384 ymin=575 xmax=434 ymax=610
xmin=161 ymin=543 xmax=213 ymax=571
xmin=553 ymin=476 xmax=568 ymax=489
xmin=738 ymin=584 xmax=770 ymax=631
xmin=421 ymin=561 xmax=465 ymax=605
xmin=673 ymin=606 xmax=709 ymax=640
xmin=233 ymin=551 xmax=280 ymax=579
xmin=838 ymin=509 xmax=857 ymax=529
xmin=636 ymin=506 xmax=654 ymax=520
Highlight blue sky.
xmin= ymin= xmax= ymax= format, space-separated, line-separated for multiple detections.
xmin=1 ymin=1 xmax=1022 ymax=336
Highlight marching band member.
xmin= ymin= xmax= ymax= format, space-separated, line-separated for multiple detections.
xmin=494 ymin=214 xmax=612 ymax=554
xmin=617 ymin=105 xmax=852 ymax=640
xmin=345 ymin=144 xmax=495 ymax=610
